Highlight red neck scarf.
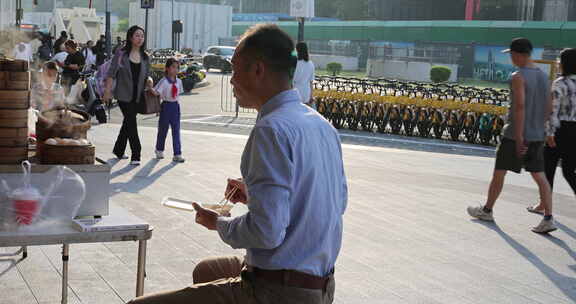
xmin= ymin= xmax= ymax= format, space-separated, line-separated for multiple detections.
xmin=166 ymin=76 xmax=178 ymax=99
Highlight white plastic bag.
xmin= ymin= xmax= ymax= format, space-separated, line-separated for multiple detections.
xmin=0 ymin=161 xmax=86 ymax=231
xmin=65 ymin=80 xmax=85 ymax=106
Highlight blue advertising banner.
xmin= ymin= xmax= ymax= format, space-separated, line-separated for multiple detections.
xmin=474 ymin=45 xmax=545 ymax=82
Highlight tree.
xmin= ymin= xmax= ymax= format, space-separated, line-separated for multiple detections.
xmin=117 ymin=18 xmax=129 ymax=33
xmin=327 ymin=62 xmax=343 ymax=76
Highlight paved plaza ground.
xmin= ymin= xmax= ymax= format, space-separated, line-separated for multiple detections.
xmin=1 ymin=75 xmax=576 ymax=303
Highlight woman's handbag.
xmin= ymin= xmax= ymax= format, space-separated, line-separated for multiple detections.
xmin=137 ymin=89 xmax=161 ymax=114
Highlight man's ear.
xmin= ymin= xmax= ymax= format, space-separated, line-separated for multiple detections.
xmin=254 ymin=60 xmax=266 ymax=79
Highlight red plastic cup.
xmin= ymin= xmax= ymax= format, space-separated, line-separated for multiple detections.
xmin=13 ymin=199 xmax=39 ymax=225
xmin=11 ymin=187 xmax=41 ymax=225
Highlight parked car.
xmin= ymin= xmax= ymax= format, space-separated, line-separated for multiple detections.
xmin=202 ymin=46 xmax=235 ymax=73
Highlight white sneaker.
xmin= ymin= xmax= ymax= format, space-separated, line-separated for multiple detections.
xmin=531 ymin=218 xmax=557 ymax=234
xmin=130 ymin=160 xmax=141 ymax=166
xmin=467 ymin=205 xmax=494 ymax=222
xmin=173 ymin=155 xmax=185 ymax=163
xmin=155 ymin=150 xmax=164 ymax=159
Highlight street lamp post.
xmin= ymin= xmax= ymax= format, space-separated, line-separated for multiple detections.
xmin=105 ymin=0 xmax=111 ymax=58
xmin=145 ymin=8 xmax=149 ymax=46
xmin=297 ymin=17 xmax=305 ymax=42
xmin=171 ymin=0 xmax=174 ymax=49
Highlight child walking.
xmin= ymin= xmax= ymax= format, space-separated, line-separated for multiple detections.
xmin=153 ymin=58 xmax=185 ymax=163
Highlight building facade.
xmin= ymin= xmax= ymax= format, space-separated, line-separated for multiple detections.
xmin=129 ymin=1 xmax=232 ymax=51
xmin=228 ymin=0 xmax=576 ymax=21
xmin=0 ymin=0 xmax=16 ymax=31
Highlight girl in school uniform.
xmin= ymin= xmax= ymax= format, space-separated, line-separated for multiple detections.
xmin=152 ymin=58 xmax=185 ymax=163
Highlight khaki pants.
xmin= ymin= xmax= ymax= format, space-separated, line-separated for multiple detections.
xmin=127 ymin=256 xmax=335 ymax=304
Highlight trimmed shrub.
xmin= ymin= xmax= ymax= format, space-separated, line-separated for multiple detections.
xmin=430 ymin=66 xmax=452 ymax=83
xmin=326 ymin=62 xmax=343 ymax=76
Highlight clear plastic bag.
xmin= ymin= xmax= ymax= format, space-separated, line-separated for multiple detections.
xmin=0 ymin=161 xmax=86 ymax=231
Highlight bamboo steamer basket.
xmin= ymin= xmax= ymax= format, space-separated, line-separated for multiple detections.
xmin=0 ymin=126 xmax=27 ymax=146
xmin=0 ymin=90 xmax=30 ymax=109
xmin=36 ymin=109 xmax=92 ymax=164
xmin=0 ymin=71 xmax=30 ymax=90
xmin=0 ymin=59 xmax=29 ymax=164
xmin=0 ymin=109 xmax=28 ymax=128
xmin=36 ymin=109 xmax=91 ymax=141
xmin=0 ymin=146 xmax=28 ymax=164
xmin=0 ymin=59 xmax=29 ymax=72
xmin=39 ymin=143 xmax=95 ymax=165
xmin=5 ymin=72 xmax=30 ymax=90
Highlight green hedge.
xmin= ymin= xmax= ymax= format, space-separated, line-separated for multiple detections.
xmin=327 ymin=62 xmax=343 ymax=76
xmin=430 ymin=66 xmax=452 ymax=83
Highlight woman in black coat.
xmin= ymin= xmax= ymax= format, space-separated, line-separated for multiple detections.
xmin=103 ymin=25 xmax=151 ymax=166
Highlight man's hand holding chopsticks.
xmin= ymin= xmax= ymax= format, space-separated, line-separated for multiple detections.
xmin=225 ymin=178 xmax=248 ymax=204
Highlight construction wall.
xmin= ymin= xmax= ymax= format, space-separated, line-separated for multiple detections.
xmin=51 ymin=8 xmax=104 ymax=44
xmin=311 ymin=54 xmax=358 ymax=71
xmin=367 ymin=60 xmax=459 ymax=82
xmin=129 ymin=1 xmax=232 ymax=51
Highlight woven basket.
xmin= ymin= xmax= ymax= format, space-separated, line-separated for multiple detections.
xmin=38 ymin=143 xmax=95 ymax=165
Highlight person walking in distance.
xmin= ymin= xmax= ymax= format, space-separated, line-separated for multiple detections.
xmin=528 ymin=48 xmax=576 ymax=213
xmin=104 ymin=26 xmax=152 ymax=166
xmin=53 ymin=31 xmax=67 ymax=55
xmin=60 ymin=40 xmax=85 ymax=95
xmin=151 ymin=58 xmax=185 ymax=163
xmin=127 ymin=24 xmax=348 ymax=304
xmin=94 ymin=35 xmax=106 ymax=66
xmin=467 ymin=38 xmax=556 ymax=233
xmin=293 ymin=42 xmax=316 ymax=108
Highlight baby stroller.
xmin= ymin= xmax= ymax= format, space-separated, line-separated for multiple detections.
xmin=77 ymin=71 xmax=108 ymax=123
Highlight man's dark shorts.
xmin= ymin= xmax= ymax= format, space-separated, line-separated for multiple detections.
xmin=495 ymin=137 xmax=545 ymax=173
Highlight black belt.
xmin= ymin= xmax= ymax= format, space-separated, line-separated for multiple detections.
xmin=249 ymin=266 xmax=333 ymax=290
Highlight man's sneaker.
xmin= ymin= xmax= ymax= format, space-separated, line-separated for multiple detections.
xmin=531 ymin=218 xmax=557 ymax=234
xmin=155 ymin=150 xmax=164 ymax=159
xmin=130 ymin=160 xmax=141 ymax=166
xmin=467 ymin=205 xmax=494 ymax=222
xmin=173 ymin=155 xmax=185 ymax=163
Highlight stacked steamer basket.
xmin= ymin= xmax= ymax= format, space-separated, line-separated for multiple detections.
xmin=36 ymin=107 xmax=94 ymax=165
xmin=0 ymin=59 xmax=30 ymax=164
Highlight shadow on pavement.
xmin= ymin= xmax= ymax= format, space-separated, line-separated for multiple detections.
xmin=556 ymin=221 xmax=576 ymax=241
xmin=471 ymin=220 xmax=576 ymax=301
xmin=0 ymin=248 xmax=26 ymax=279
xmin=110 ymin=159 xmax=177 ymax=196
xmin=110 ymin=162 xmax=140 ymax=179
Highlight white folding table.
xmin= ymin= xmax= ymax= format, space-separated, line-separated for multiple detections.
xmin=0 ymin=205 xmax=153 ymax=304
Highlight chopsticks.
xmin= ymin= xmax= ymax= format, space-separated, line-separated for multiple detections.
xmin=218 ymin=186 xmax=238 ymax=207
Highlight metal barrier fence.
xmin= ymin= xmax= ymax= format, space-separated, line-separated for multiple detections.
xmin=219 ymin=73 xmax=256 ymax=116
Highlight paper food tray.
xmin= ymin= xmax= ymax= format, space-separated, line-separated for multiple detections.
xmin=161 ymin=197 xmax=195 ymax=212
xmin=161 ymin=197 xmax=234 ymax=216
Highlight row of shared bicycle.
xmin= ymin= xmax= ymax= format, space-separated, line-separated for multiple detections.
xmin=312 ymin=76 xmax=510 ymax=146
